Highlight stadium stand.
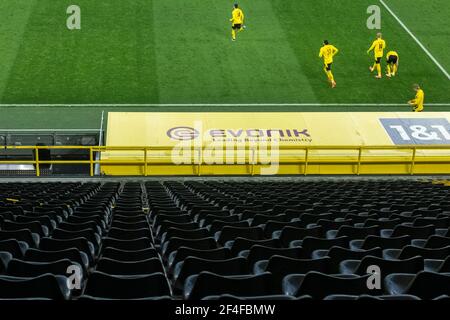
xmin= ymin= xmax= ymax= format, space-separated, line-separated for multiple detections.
xmin=0 ymin=179 xmax=450 ymax=300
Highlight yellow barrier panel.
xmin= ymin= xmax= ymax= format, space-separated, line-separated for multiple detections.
xmin=1 ymin=144 xmax=450 ymax=176
xmin=97 ymin=112 xmax=450 ymax=175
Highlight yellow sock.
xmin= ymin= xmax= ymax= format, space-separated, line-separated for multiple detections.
xmin=323 ymin=67 xmax=329 ymax=79
xmin=372 ymin=62 xmax=377 ymax=71
xmin=327 ymin=71 xmax=334 ymax=82
xmin=376 ymin=64 xmax=381 ymax=76
xmin=387 ymin=65 xmax=391 ymax=75
xmin=232 ymin=29 xmax=236 ymax=40
xmin=393 ymin=65 xmax=397 ymax=75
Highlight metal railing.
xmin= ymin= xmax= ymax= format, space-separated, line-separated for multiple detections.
xmin=1 ymin=145 xmax=450 ymax=176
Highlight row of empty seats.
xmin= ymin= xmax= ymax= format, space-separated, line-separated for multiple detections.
xmin=1 ymin=179 xmax=450 ymax=299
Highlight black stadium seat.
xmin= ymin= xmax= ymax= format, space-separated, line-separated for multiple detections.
xmin=24 ymin=248 xmax=89 ymax=271
xmin=168 ymin=247 xmax=231 ymax=271
xmin=0 ymin=239 xmax=28 ymax=258
xmin=275 ymin=226 xmax=323 ymax=246
xmin=226 ymin=238 xmax=281 ymax=255
xmin=174 ymin=256 xmax=249 ymax=290
xmin=384 ymin=245 xmax=450 ymax=260
xmin=160 ymin=227 xmax=210 ymax=244
xmin=6 ymin=259 xmax=83 ymax=279
xmin=316 ymin=219 xmax=353 ymax=231
xmin=385 ymin=271 xmax=450 ymax=299
xmin=312 ymin=246 xmax=383 ymax=272
xmin=215 ymin=226 xmax=264 ymax=245
xmin=96 ymin=257 xmax=164 ymax=275
xmin=202 ymin=294 xmax=303 ymax=301
xmin=241 ymin=246 xmax=307 ymax=267
xmin=380 ymin=224 xmax=435 ymax=239
xmin=324 ymin=294 xmax=421 ymax=301
xmin=184 ymin=271 xmax=276 ymax=300
xmin=326 ymin=225 xmax=379 ymax=240
xmin=208 ymin=220 xmax=249 ymax=234
xmin=0 ymin=230 xmax=40 ymax=248
xmin=153 ymin=214 xmax=191 ymax=228
xmin=0 ymin=252 xmax=12 ymax=273
xmin=350 ymin=235 xmax=411 ymax=250
xmin=290 ymin=236 xmax=350 ymax=255
xmin=2 ymin=220 xmax=49 ymax=237
xmin=58 ymin=221 xmax=102 ymax=235
xmin=250 ymin=213 xmax=287 ymax=227
xmin=0 ymin=274 xmax=71 ymax=300
xmin=413 ymin=217 xmax=450 ymax=228
xmin=200 ymin=214 xmax=240 ymax=228
xmin=102 ymin=237 xmax=153 ymax=252
xmin=156 ymin=221 xmax=199 ymax=237
xmin=283 ymin=272 xmax=383 ymax=298
xmin=255 ymin=256 xmax=333 ymax=291
xmin=107 ymin=227 xmax=151 ymax=241
xmin=362 ymin=218 xmax=401 ymax=229
xmin=40 ymin=237 xmax=95 ymax=264
xmin=340 ymin=255 xmax=424 ymax=278
xmin=263 ymin=220 xmax=303 ymax=238
xmin=111 ymin=220 xmax=149 ymax=230
xmin=428 ymin=256 xmax=450 ymax=273
xmin=162 ymin=237 xmax=218 ymax=256
xmin=412 ymin=235 xmax=450 ymax=249
xmin=101 ymin=247 xmax=159 ymax=262
xmin=84 ymin=271 xmax=171 ymax=299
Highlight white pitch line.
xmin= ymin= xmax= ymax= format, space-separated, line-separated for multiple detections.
xmin=0 ymin=103 xmax=450 ymax=107
xmin=379 ymin=0 xmax=450 ymax=81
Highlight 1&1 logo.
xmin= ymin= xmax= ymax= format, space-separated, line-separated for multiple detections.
xmin=380 ymin=118 xmax=450 ymax=145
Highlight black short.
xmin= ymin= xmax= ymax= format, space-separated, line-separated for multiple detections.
xmin=387 ymin=55 xmax=398 ymax=64
xmin=375 ymin=57 xmax=381 ymax=64
xmin=325 ymin=63 xmax=332 ymax=71
xmin=232 ymin=24 xmax=242 ymax=30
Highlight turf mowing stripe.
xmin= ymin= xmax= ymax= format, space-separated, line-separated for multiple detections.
xmin=379 ymin=0 xmax=450 ymax=81
xmin=0 ymin=1 xmax=37 ymax=100
xmin=0 ymin=103 xmax=449 ymax=107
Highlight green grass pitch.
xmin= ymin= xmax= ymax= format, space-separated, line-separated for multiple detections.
xmin=0 ymin=0 xmax=448 ymax=129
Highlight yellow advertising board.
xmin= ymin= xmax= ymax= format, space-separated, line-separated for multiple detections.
xmin=102 ymin=112 xmax=450 ymax=175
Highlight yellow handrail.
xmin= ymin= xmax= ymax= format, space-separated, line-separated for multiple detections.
xmin=4 ymin=145 xmax=450 ymax=150
xmin=1 ymin=144 xmax=449 ymax=176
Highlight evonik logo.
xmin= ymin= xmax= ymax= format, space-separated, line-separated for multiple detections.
xmin=209 ymin=128 xmax=310 ymax=139
xmin=167 ymin=126 xmax=200 ymax=140
xmin=167 ymin=127 xmax=311 ymax=140
xmin=169 ymin=121 xmax=282 ymax=175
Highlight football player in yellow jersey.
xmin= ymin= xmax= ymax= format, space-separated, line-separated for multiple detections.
xmin=230 ymin=3 xmax=245 ymax=41
xmin=386 ymin=51 xmax=399 ymax=77
xmin=408 ymin=84 xmax=425 ymax=112
xmin=319 ymin=40 xmax=339 ymax=88
xmin=367 ymin=33 xmax=386 ymax=79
